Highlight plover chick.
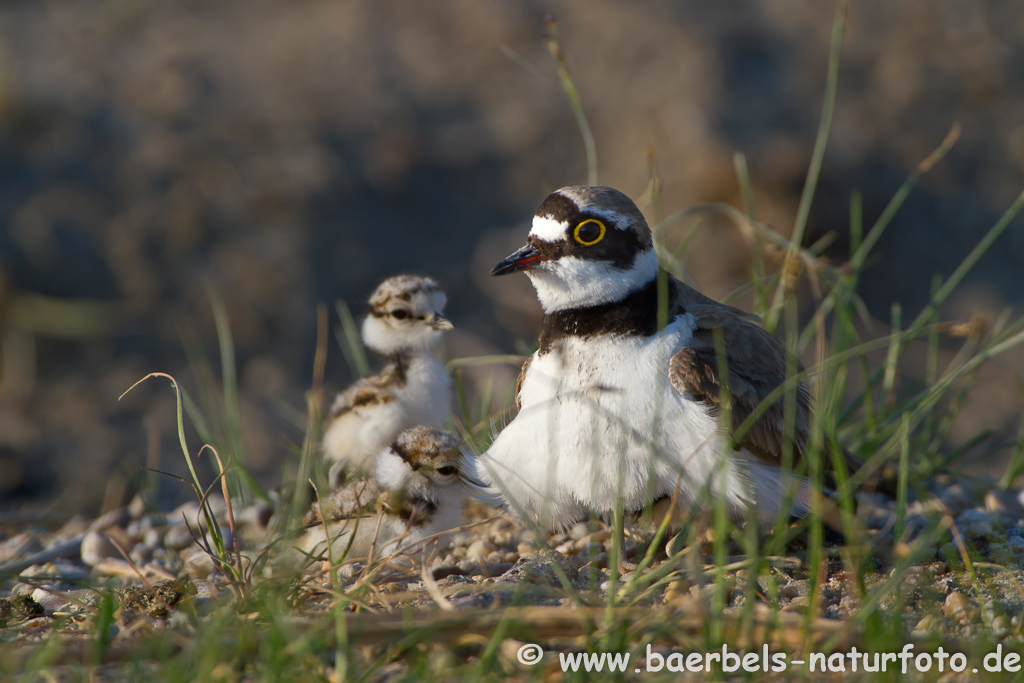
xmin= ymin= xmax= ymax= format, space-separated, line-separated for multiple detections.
xmin=468 ymin=186 xmax=860 ymax=565
xmin=323 ymin=275 xmax=453 ymax=485
xmin=299 ymin=426 xmax=466 ymax=565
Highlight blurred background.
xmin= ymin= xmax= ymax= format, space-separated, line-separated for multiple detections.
xmin=0 ymin=0 xmax=1022 ymax=516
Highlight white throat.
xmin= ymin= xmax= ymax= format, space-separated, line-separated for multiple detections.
xmin=527 ymin=248 xmax=658 ymax=313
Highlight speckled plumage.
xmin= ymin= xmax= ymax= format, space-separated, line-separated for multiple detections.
xmin=322 ymin=275 xmax=453 ymax=481
xmin=298 ymin=426 xmax=466 ymax=565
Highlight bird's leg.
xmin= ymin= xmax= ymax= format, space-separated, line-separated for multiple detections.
xmin=617 ymin=539 xmax=650 ymax=575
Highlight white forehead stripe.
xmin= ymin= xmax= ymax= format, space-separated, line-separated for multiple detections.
xmin=529 ymin=216 xmax=568 ymax=243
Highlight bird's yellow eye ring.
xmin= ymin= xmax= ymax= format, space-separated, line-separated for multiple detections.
xmin=573 ymin=218 xmax=606 ymax=246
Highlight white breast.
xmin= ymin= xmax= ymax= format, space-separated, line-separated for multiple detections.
xmin=473 ymin=315 xmax=765 ymax=528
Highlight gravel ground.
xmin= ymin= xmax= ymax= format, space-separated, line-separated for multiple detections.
xmin=5 ymin=476 xmax=1024 ymax=678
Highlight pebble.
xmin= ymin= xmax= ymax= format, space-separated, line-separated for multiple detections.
xmin=568 ymin=522 xmax=591 ymax=541
xmin=985 ymin=489 xmax=1024 ymax=517
xmin=781 ymin=596 xmax=810 ymax=612
xmin=164 ymin=524 xmax=195 ymax=551
xmin=170 ymin=501 xmax=203 ymax=529
xmin=1008 ymin=536 xmax=1024 ymax=552
xmin=466 ymin=540 xmax=497 ymax=559
xmin=80 ymin=531 xmax=119 ymax=567
xmin=0 ymin=534 xmax=43 ymax=564
xmin=576 ymin=566 xmax=603 ymax=586
xmin=663 ymin=579 xmax=692 ymax=604
xmin=181 ymin=547 xmax=216 ymax=579
xmin=943 ymin=592 xmax=973 ymax=621
xmin=781 ymin=580 xmax=810 ymax=598
xmin=30 ymin=589 xmax=67 ymax=614
xmin=957 ymin=509 xmax=996 ymax=525
xmin=992 ymin=615 xmax=1012 ymax=637
xmin=128 ymin=491 xmax=154 ymax=519
xmin=130 ymin=545 xmax=153 ymax=566
xmin=87 ymin=508 xmax=130 ymax=533
xmin=143 ymin=528 xmax=162 ymax=550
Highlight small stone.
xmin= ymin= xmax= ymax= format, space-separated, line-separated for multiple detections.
xmin=781 ymin=580 xmax=810 ymax=599
xmin=503 ymin=552 xmax=520 ymax=563
xmin=126 ymin=517 xmax=156 ymax=541
xmin=170 ymin=501 xmax=203 ymax=528
xmin=985 ymin=489 xmax=1024 ymax=518
xmin=993 ymin=615 xmax=1012 ymax=637
xmin=583 ymin=542 xmax=604 ymax=558
xmin=88 ymin=508 xmax=130 ymax=533
xmin=568 ymin=522 xmax=590 ymax=541
xmin=238 ymin=502 xmax=274 ymax=532
xmin=957 ymin=510 xmax=996 ymax=525
xmin=466 ymin=540 xmax=497 ymax=559
xmin=181 ymin=547 xmax=216 ymax=579
xmin=943 ymin=591 xmax=973 ymax=620
xmin=128 ymin=491 xmax=155 ymax=519
xmin=0 ymin=533 xmax=43 ymax=564
xmin=143 ymin=528 xmax=162 ymax=550
xmin=1008 ymin=536 xmax=1024 ymax=552
xmin=337 ymin=563 xmax=364 ymax=581
xmin=485 ymin=551 xmax=503 ymax=565
xmin=29 ymin=589 xmax=66 ymax=614
xmin=914 ymin=614 xmax=936 ymax=632
xmin=490 ymin=518 xmax=515 ymax=534
xmin=497 ymin=548 xmax=578 ymax=587
xmin=937 ymin=543 xmax=962 ymax=568
xmin=516 ymin=542 xmax=535 ymax=555
xmin=93 ymin=558 xmax=136 ymax=577
xmin=781 ymin=596 xmax=810 ymax=612
xmin=164 ymin=524 xmax=195 ymax=551
xmin=80 ymin=531 xmax=119 ymax=567
xmin=576 ymin=566 xmax=603 ymax=586
xmin=130 ymin=545 xmax=153 ymax=566
xmin=940 ymin=484 xmax=972 ymax=515
xmin=663 ymin=579 xmax=693 ymax=604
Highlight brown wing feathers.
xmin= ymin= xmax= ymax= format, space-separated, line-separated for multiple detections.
xmin=669 ymin=286 xmax=860 ymax=477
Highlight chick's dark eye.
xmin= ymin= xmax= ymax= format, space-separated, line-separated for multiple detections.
xmin=391 ymin=309 xmax=409 ymax=319
xmin=436 ymin=466 xmax=457 ymax=476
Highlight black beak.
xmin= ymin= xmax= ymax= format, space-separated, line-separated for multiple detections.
xmin=491 ymin=243 xmax=544 ymax=276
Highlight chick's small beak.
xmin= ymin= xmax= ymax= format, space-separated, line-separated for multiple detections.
xmin=491 ymin=243 xmax=544 ymax=276
xmin=425 ymin=313 xmax=454 ymax=331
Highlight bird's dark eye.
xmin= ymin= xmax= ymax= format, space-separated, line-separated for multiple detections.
xmin=574 ymin=218 xmax=606 ymax=246
xmin=391 ymin=309 xmax=409 ymax=320
xmin=436 ymin=466 xmax=457 ymax=476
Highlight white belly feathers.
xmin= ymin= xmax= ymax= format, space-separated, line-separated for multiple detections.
xmin=475 ymin=314 xmax=759 ymax=527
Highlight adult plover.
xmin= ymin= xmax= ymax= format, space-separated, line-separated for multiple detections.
xmin=299 ymin=426 xmax=466 ymax=564
xmin=469 ymin=185 xmax=858 ymax=540
xmin=323 ymin=275 xmax=453 ymax=484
